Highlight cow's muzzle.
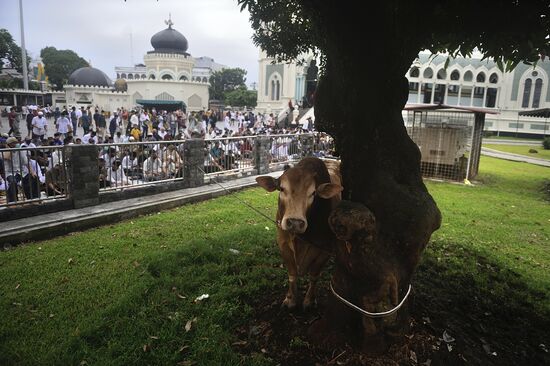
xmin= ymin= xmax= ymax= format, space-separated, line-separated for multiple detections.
xmin=283 ymin=217 xmax=307 ymax=233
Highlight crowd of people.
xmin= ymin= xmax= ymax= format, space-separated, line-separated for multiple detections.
xmin=0 ymin=104 xmax=329 ymax=204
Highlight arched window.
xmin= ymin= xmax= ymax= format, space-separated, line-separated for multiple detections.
xmin=463 ymin=71 xmax=473 ymax=82
xmin=276 ymin=80 xmax=280 ymax=100
xmin=437 ymin=69 xmax=447 ymax=79
xmin=489 ymin=73 xmax=498 ymax=83
xmin=161 ymin=74 xmax=173 ymax=80
xmin=121 ymin=73 xmax=127 ymax=79
xmin=149 ymin=74 xmax=156 ymax=80
xmin=202 ymin=77 xmax=208 ymax=82
xmin=476 ymin=72 xmax=486 ymax=83
xmin=450 ymin=70 xmax=460 ymax=80
xmin=423 ymin=67 xmax=433 ymax=78
xmin=179 ymin=75 xmax=188 ymax=81
xmin=141 ymin=74 xmax=146 ymax=79
xmin=409 ymin=67 xmax=420 ymax=78
xmin=532 ymin=78 xmax=543 ymax=108
xmin=521 ymin=79 xmax=532 ymax=108
xmin=128 ymin=74 xmax=134 ymax=80
xmin=116 ymin=73 xmax=120 ymax=79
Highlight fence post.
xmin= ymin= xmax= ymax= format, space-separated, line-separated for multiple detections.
xmin=66 ymin=145 xmax=99 ymax=208
xmin=184 ymin=139 xmax=205 ymax=187
xmin=254 ymin=136 xmax=271 ymax=174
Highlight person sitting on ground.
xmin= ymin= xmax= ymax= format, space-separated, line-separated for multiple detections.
xmin=142 ymin=150 xmax=163 ymax=181
xmin=162 ymin=144 xmax=183 ymax=178
xmin=107 ymin=160 xmax=130 ymax=186
xmin=98 ymin=158 xmax=110 ymax=188
xmin=82 ymin=131 xmax=97 ymax=144
xmin=45 ymin=161 xmax=66 ymax=196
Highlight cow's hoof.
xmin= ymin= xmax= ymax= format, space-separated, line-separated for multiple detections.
xmin=281 ymin=297 xmax=297 ymax=310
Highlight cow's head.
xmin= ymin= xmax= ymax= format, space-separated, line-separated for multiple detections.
xmin=256 ymin=167 xmax=342 ymax=234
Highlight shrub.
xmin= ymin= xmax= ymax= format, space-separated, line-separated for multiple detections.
xmin=529 ymin=149 xmax=538 ymax=154
xmin=543 ymin=137 xmax=550 ymax=150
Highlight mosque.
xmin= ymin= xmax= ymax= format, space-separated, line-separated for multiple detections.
xmin=53 ymin=17 xmax=221 ymax=112
xmin=256 ymin=51 xmax=550 ymax=137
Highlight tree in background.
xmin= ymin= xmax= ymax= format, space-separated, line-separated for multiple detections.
xmin=40 ymin=46 xmax=88 ymax=90
xmin=0 ymin=28 xmax=30 ymax=73
xmin=239 ymin=0 xmax=550 ymax=353
xmin=224 ymin=86 xmax=257 ymax=108
xmin=209 ymin=68 xmax=248 ymax=101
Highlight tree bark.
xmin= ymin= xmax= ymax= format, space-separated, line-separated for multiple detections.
xmin=309 ymin=46 xmax=442 ymax=352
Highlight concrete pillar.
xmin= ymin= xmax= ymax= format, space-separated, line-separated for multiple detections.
xmin=253 ymin=136 xmax=272 ymax=175
xmin=66 ymin=145 xmax=99 ymax=208
xmin=183 ymin=138 xmax=205 ymax=187
xmin=299 ymin=134 xmax=314 ymax=157
xmin=468 ymin=112 xmax=485 ymax=179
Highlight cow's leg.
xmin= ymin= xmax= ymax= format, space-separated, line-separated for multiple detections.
xmin=278 ymin=236 xmax=299 ymax=309
xmin=303 ymin=250 xmax=329 ymax=310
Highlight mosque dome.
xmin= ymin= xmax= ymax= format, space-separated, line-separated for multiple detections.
xmin=68 ymin=67 xmax=112 ymax=87
xmin=114 ymin=78 xmax=128 ymax=92
xmin=150 ymin=25 xmax=189 ymax=54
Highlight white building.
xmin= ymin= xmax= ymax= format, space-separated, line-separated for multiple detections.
xmin=257 ymin=51 xmax=550 ymax=137
xmin=58 ymin=19 xmax=210 ymax=112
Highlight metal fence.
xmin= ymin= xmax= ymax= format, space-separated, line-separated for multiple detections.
xmin=97 ymin=140 xmax=186 ymax=191
xmin=203 ymin=135 xmax=256 ymax=178
xmin=404 ymin=110 xmax=475 ymax=181
xmin=0 ymin=145 xmax=68 ymax=207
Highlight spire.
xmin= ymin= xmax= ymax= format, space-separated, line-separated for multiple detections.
xmin=165 ymin=13 xmax=174 ymax=29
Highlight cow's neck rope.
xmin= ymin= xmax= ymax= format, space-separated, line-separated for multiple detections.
xmin=329 ymin=281 xmax=412 ymax=318
xmin=201 ymin=166 xmax=412 ymax=317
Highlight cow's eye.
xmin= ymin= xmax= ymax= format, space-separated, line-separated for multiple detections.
xmin=279 ymin=187 xmax=285 ymax=192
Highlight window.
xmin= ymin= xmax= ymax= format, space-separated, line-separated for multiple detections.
xmin=486 ymin=87 xmax=497 ymax=108
xmin=489 ymin=73 xmax=498 ymax=83
xmin=179 ymin=75 xmax=188 ymax=81
xmin=460 ymin=85 xmax=472 ymax=106
xmin=420 ymin=83 xmax=433 ymax=103
xmin=509 ymin=123 xmax=524 ymax=129
xmin=423 ymin=67 xmax=433 ymax=78
xmin=521 ymin=79 xmax=532 ymax=108
xmin=476 ymin=72 xmax=486 ymax=83
xmin=141 ymin=74 xmax=146 ymax=79
xmin=409 ymin=67 xmax=420 ymax=78
xmin=530 ymin=124 xmax=547 ymax=130
xmin=463 ymin=71 xmax=473 ymax=82
xmin=128 ymin=74 xmax=133 ymax=80
xmin=437 ymin=69 xmax=447 ymax=79
xmin=450 ymin=70 xmax=460 ymax=80
xmin=149 ymin=74 xmax=156 ymax=80
xmin=408 ymin=82 xmax=419 ymax=103
xmin=202 ymin=77 xmax=208 ymax=82
xmin=161 ymin=74 xmax=173 ymax=80
xmin=473 ymin=87 xmax=484 ymax=107
xmin=447 ymin=85 xmax=459 ymax=105
xmin=121 ymin=73 xmax=127 ymax=79
xmin=532 ymin=78 xmax=543 ymax=108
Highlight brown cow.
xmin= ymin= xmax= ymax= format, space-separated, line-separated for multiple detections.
xmin=256 ymin=157 xmax=342 ymax=309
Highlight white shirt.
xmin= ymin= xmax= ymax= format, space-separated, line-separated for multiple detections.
xmin=32 ymin=116 xmax=48 ymax=136
xmin=107 ymin=167 xmax=129 ymax=185
xmin=56 ymin=117 xmax=71 ymax=133
xmin=143 ymin=157 xmax=162 ymax=176
xmin=82 ymin=133 xmax=98 ymax=144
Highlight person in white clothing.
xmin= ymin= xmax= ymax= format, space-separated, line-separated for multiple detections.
xmin=142 ymin=150 xmax=164 ymax=181
xmin=31 ymin=111 xmax=48 ymax=140
xmin=56 ymin=111 xmax=72 ymax=138
xmin=107 ymin=160 xmax=130 ymax=186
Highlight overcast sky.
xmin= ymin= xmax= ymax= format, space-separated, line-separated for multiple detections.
xmin=0 ymin=0 xmax=260 ymax=86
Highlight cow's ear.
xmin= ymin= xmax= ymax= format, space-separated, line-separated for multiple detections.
xmin=256 ymin=176 xmax=279 ymax=192
xmin=316 ymin=183 xmax=343 ymax=199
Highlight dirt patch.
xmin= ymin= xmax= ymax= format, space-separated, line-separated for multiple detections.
xmin=234 ymin=258 xmax=550 ymax=365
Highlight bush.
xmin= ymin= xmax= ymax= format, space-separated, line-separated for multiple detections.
xmin=529 ymin=149 xmax=538 ymax=154
xmin=543 ymin=137 xmax=550 ymax=150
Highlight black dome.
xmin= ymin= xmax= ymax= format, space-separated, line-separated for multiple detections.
xmin=68 ymin=67 xmax=112 ymax=87
xmin=150 ymin=26 xmax=188 ymax=54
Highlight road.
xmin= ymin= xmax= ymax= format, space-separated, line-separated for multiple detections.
xmin=481 ymin=147 xmax=550 ymax=167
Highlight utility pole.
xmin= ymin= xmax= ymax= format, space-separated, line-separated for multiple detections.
xmin=19 ymin=0 xmax=29 ymax=90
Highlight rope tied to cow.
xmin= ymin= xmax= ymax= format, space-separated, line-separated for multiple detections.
xmin=329 ymin=281 xmax=412 ymax=318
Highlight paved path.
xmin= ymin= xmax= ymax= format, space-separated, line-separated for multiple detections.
xmin=481 ymin=147 xmax=550 ymax=167
xmin=0 ymin=170 xmax=282 ymax=248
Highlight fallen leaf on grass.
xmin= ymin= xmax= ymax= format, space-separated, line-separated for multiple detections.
xmin=232 ymin=340 xmax=248 ymax=346
xmin=15 ymin=283 xmax=20 ymax=290
xmin=229 ymin=248 xmax=240 ymax=255
xmin=185 ymin=317 xmax=198 ymax=332
xmin=265 ymin=226 xmax=270 ymax=230
xmin=68 ymin=258 xmax=74 ymax=265
xmin=143 ymin=344 xmax=150 ymax=352
xmin=49 ymin=313 xmax=54 ymax=318
xmin=149 ymin=335 xmax=159 ymax=340
xmin=12 ymin=302 xmax=22 ymax=306
xmin=177 ymin=293 xmax=186 ymax=299
xmin=178 ymin=345 xmax=190 ymax=353
xmin=133 ymin=261 xmax=140 ymax=268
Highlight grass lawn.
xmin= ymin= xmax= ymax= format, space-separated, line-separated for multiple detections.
xmin=484 ymin=143 xmax=550 ymax=160
xmin=1 ymin=157 xmax=549 ymax=365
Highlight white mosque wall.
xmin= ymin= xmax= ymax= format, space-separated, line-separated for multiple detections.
xmin=126 ymin=79 xmax=209 ymax=111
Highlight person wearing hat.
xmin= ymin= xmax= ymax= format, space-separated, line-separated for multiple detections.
xmin=31 ymin=111 xmax=48 ymax=140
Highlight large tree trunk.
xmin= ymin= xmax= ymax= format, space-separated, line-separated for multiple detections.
xmin=308 ymin=30 xmax=442 ymax=352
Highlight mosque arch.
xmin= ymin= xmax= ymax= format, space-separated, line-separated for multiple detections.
xmin=423 ymin=67 xmax=434 ymax=79
xmin=489 ymin=72 xmax=499 ymax=83
xmin=409 ymin=66 xmax=420 ymax=78
xmin=128 ymin=74 xmax=134 ymax=80
xmin=162 ymin=74 xmax=173 ymax=80
xmin=463 ymin=70 xmax=474 ymax=82
xmin=149 ymin=74 xmax=156 ymax=80
xmin=188 ymin=94 xmax=202 ymax=108
xmin=450 ymin=69 xmax=460 ymax=81
xmin=202 ymin=77 xmax=208 ymax=83
xmin=268 ymin=72 xmax=282 ymax=101
xmin=476 ymin=72 xmax=486 ymax=83
xmin=141 ymin=74 xmax=146 ymax=79
xmin=121 ymin=73 xmax=127 ymax=79
xmin=179 ymin=75 xmax=188 ymax=81
xmin=436 ymin=69 xmax=447 ymax=79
